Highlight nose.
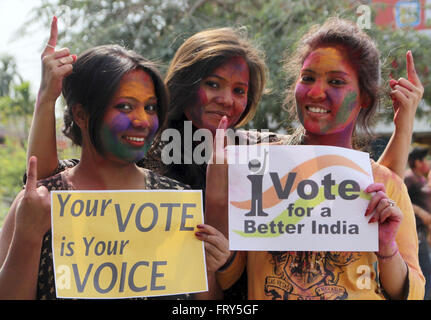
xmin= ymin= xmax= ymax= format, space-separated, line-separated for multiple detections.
xmin=214 ymin=89 xmax=234 ymax=107
xmin=131 ymin=107 xmax=150 ymax=128
xmin=307 ymin=80 xmax=326 ymax=101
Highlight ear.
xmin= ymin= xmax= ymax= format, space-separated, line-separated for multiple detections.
xmin=71 ymin=104 xmax=88 ymax=130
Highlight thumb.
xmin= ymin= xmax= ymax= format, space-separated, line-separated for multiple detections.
xmin=25 ymin=156 xmax=38 ymax=193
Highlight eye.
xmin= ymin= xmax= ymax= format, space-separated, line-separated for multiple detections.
xmin=234 ymin=87 xmax=247 ymax=95
xmin=114 ymin=103 xmax=133 ymax=112
xmin=301 ymin=75 xmax=314 ymax=83
xmin=145 ymin=104 xmax=157 ymax=113
xmin=329 ymin=78 xmax=346 ymax=86
xmin=204 ymin=80 xmax=219 ymax=89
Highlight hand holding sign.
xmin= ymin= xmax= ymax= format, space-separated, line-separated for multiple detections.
xmin=364 ymin=183 xmax=403 ymax=257
xmin=195 ymin=224 xmax=230 ymax=272
xmin=39 ymin=16 xmax=76 ymax=104
xmin=15 ymin=156 xmax=51 ymax=241
xmin=389 ymin=51 xmax=424 ymax=133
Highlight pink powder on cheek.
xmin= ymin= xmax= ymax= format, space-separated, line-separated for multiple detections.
xmin=195 ymin=87 xmax=209 ymax=107
xmin=185 ymin=87 xmax=208 ymax=127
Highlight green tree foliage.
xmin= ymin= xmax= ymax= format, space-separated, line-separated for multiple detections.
xmin=0 ymin=55 xmax=35 ymax=225
xmin=23 ymin=0 xmax=431 ymax=131
xmin=0 ymin=138 xmax=27 ymax=226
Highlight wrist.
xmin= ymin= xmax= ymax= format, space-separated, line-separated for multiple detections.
xmin=36 ymin=91 xmax=58 ymax=110
xmin=377 ymin=241 xmax=399 ymax=259
xmin=393 ymin=125 xmax=413 ymax=138
xmin=12 ymin=228 xmax=45 ymax=249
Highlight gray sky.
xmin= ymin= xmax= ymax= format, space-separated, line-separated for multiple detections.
xmin=0 ymin=0 xmax=48 ymax=94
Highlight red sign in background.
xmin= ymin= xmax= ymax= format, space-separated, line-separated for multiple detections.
xmin=374 ymin=0 xmax=431 ymax=29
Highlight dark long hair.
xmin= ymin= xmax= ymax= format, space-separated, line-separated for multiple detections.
xmin=62 ymin=44 xmax=169 ymax=155
xmin=165 ymin=27 xmax=267 ymax=128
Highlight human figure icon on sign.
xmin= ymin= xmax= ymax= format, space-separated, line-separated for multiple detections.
xmin=245 ymin=149 xmax=269 ymax=217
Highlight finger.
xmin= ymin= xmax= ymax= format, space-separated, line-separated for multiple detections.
xmin=397 ymin=78 xmax=423 ymax=98
xmin=53 ymin=48 xmax=71 ymax=60
xmin=42 ymin=16 xmax=58 ymax=57
xmin=393 ymin=85 xmax=411 ymax=100
xmin=389 ymin=79 xmax=398 ymax=89
xmin=377 ymin=205 xmax=396 ymax=224
xmin=366 ymin=191 xmax=387 ymax=217
xmin=25 ymin=156 xmax=38 ymax=193
xmin=196 ymin=224 xmax=219 ymax=236
xmin=203 ymin=241 xmax=228 ymax=263
xmin=376 ymin=197 xmax=392 ymax=214
xmin=195 ymin=231 xmax=227 ymax=250
xmin=58 ymin=55 xmax=75 ymax=66
xmin=364 ymin=183 xmax=385 ymax=194
xmin=406 ymin=51 xmax=421 ymax=86
xmin=214 ymin=116 xmax=228 ymax=164
xmin=395 ymin=78 xmax=414 ymax=92
xmin=58 ymin=63 xmax=74 ymax=78
xmin=390 ymin=90 xmax=409 ymax=106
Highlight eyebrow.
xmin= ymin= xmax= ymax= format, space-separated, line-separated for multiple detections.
xmin=117 ymin=96 xmax=158 ymax=103
xmin=301 ymin=69 xmax=350 ymax=77
xmin=207 ymin=74 xmax=249 ymax=87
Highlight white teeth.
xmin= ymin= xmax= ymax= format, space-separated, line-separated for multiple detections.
xmin=124 ymin=136 xmax=145 ymax=142
xmin=307 ymin=106 xmax=329 ymax=114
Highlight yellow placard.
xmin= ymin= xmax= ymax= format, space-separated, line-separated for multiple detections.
xmin=51 ymin=190 xmax=206 ymax=299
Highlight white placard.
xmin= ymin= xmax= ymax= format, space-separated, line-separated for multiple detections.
xmin=228 ymin=145 xmax=377 ymax=252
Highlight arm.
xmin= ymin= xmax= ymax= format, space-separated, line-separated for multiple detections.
xmin=365 ymin=177 xmax=425 ymax=299
xmin=377 ymin=51 xmax=424 ymax=178
xmin=412 ymin=203 xmax=431 ymax=226
xmin=0 ymin=157 xmax=51 ymax=299
xmin=27 ymin=16 xmax=76 ymax=179
xmin=365 ymin=183 xmax=408 ymax=299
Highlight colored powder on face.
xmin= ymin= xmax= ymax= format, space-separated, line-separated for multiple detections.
xmin=334 ymin=91 xmax=358 ymax=125
xmin=321 ymin=91 xmax=358 ymax=133
xmin=100 ymin=113 xmax=152 ymax=163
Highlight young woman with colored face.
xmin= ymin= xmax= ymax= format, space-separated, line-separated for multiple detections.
xmin=0 ymin=40 xmax=230 ymax=299
xmin=215 ymin=18 xmax=424 ymax=300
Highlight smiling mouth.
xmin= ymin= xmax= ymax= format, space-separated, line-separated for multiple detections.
xmin=306 ymin=105 xmax=330 ymax=114
xmin=122 ymin=135 xmax=147 ymax=147
xmin=206 ymin=110 xmax=230 ymax=118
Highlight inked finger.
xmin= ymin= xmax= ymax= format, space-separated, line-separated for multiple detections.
xmin=214 ymin=116 xmax=228 ymax=164
xmin=406 ymin=51 xmax=420 ymax=86
xmin=42 ymin=16 xmax=58 ymax=57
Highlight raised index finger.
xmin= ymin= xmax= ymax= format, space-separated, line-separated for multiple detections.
xmin=25 ymin=156 xmax=38 ymax=193
xmin=406 ymin=50 xmax=420 ymax=86
xmin=42 ymin=16 xmax=58 ymax=57
xmin=214 ymin=116 xmax=228 ymax=164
